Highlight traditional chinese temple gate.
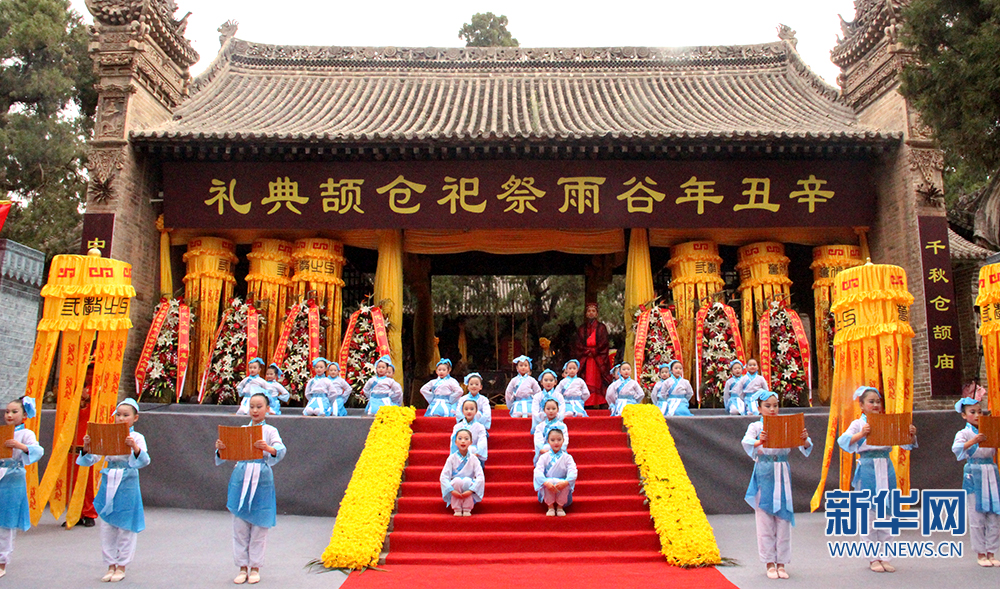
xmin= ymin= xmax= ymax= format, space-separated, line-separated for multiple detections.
xmin=77 ymin=0 xmax=983 ymax=405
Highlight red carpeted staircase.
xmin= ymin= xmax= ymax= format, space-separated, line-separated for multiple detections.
xmin=385 ymin=410 xmax=663 ymax=565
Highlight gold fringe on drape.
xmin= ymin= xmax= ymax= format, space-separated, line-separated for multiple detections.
xmin=810 ymin=245 xmax=864 ymax=405
xmin=736 ymin=242 xmax=792 ymax=360
xmin=977 ymin=263 xmax=1000 ymax=420
xmin=810 ymin=263 xmax=914 ymax=512
xmin=292 ymin=238 xmax=346 ymax=360
xmin=156 ymin=215 xmax=173 ymax=299
xmin=247 ymin=239 xmax=294 ymax=360
xmin=182 ymin=237 xmax=237 ymax=400
xmin=374 ymin=230 xmax=404 ymax=386
xmin=624 ymin=229 xmax=655 ymax=365
xmin=668 ymin=241 xmax=725 ymax=381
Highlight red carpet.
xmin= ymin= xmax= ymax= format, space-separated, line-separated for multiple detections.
xmin=344 ymin=410 xmax=736 ymax=588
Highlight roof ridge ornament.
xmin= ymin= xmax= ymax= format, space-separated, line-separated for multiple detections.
xmin=219 ymin=20 xmax=239 ymax=47
xmin=776 ymin=24 xmax=797 ymax=49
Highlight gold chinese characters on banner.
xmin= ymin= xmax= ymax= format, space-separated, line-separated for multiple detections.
xmin=24 ymin=252 xmax=135 ymax=528
xmin=668 ymin=241 xmax=725 ymax=381
xmin=292 ymin=238 xmax=346 ymax=359
xmin=810 ymin=245 xmax=864 ymax=404
xmin=811 ymin=263 xmax=914 ymax=512
xmin=977 ymin=263 xmax=1000 ymax=420
xmin=183 ymin=237 xmax=238 ymax=398
xmin=247 ymin=239 xmax=295 ymax=359
xmin=737 ymin=242 xmax=792 ymax=360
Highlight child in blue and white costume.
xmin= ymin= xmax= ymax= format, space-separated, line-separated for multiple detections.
xmin=235 ymin=358 xmax=268 ymax=416
xmin=303 ymin=357 xmax=335 ymax=416
xmin=77 ymin=398 xmax=150 ymax=583
xmin=742 ymin=390 xmax=812 ymax=580
xmin=530 ymin=369 xmax=565 ymax=432
xmin=505 ymin=355 xmax=541 ymax=418
xmin=952 ymin=397 xmax=1000 ymax=567
xmin=216 ymin=392 xmax=286 ymax=585
xmin=607 ymin=362 xmax=644 ymax=417
xmin=0 ymin=397 xmax=44 ymax=579
xmin=421 ymin=359 xmax=464 ymax=417
xmin=457 ymin=373 xmax=492 ymax=430
xmin=451 ymin=400 xmax=488 ymax=464
xmin=533 ymin=398 xmax=569 ymax=464
xmin=739 ymin=359 xmax=769 ymax=416
xmin=652 ymin=360 xmax=694 ymax=417
xmin=262 ymin=363 xmax=291 ymax=415
xmin=440 ymin=427 xmax=485 ymax=516
xmin=555 ymin=360 xmax=589 ymax=417
xmin=324 ymin=361 xmax=352 ymax=416
xmin=724 ymin=359 xmax=751 ymax=415
xmin=362 ymin=355 xmax=404 ymax=415
xmin=838 ymin=386 xmax=917 ymax=574
xmin=534 ymin=428 xmax=577 ymax=516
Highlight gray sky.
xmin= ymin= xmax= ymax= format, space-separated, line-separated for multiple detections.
xmin=71 ymin=1 xmax=859 ymax=85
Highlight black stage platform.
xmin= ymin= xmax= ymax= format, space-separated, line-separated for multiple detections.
xmin=36 ymin=407 xmax=965 ymax=518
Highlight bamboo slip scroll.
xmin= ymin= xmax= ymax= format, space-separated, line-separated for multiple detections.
xmin=979 ymin=415 xmax=1000 ymax=448
xmin=866 ymin=412 xmax=914 ymax=447
xmin=762 ymin=413 xmax=805 ymax=449
xmin=0 ymin=424 xmax=14 ymax=459
xmin=218 ymin=425 xmax=263 ymax=462
xmin=87 ymin=422 xmax=132 ymax=456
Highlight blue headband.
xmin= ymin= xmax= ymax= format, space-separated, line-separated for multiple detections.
xmin=327 ymin=361 xmax=340 ymax=373
xmin=117 ymin=398 xmax=140 ymax=413
xmin=539 ymin=369 xmax=558 ymax=382
xmin=267 ymin=363 xmax=283 ymax=377
xmin=563 ymin=359 xmax=580 ymax=370
xmin=610 ymin=364 xmax=621 ymax=376
xmin=657 ymin=363 xmax=671 ymax=370
xmin=312 ymin=357 xmax=329 ymax=367
xmin=453 ymin=427 xmax=473 ymax=441
xmin=513 ymin=355 xmax=532 ymax=368
xmin=248 ymin=357 xmax=265 ymax=367
xmin=955 ymin=397 xmax=981 ymax=413
xmin=377 ymin=355 xmax=394 ymax=369
xmin=729 ymin=359 xmax=744 ymax=370
xmin=20 ymin=396 xmax=36 ymax=419
xmin=464 ymin=372 xmax=482 ymax=385
xmin=668 ymin=360 xmax=682 ymax=370
xmin=853 ymin=386 xmax=880 ymax=401
xmin=751 ymin=390 xmax=778 ymax=407
xmin=437 ymin=358 xmax=452 ymax=368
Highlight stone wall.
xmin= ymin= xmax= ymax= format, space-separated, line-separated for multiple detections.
xmin=0 ymin=240 xmax=45 ymax=403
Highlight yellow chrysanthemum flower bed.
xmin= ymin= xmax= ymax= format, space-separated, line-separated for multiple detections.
xmin=321 ymin=405 xmax=416 ymax=569
xmin=622 ymin=404 xmax=722 ymax=567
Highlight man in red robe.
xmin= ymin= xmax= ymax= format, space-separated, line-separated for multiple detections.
xmin=574 ymin=303 xmax=612 ymax=407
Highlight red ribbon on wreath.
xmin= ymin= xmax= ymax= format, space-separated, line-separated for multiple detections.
xmin=135 ymin=299 xmax=171 ymax=400
xmin=176 ymin=301 xmax=190 ymax=402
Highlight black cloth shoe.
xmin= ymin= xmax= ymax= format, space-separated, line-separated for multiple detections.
xmin=81 ymin=516 xmax=96 ymax=527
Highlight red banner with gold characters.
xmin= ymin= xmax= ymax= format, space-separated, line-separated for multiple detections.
xmin=271 ymin=303 xmax=299 ymax=367
xmin=246 ymin=304 xmax=259 ymax=365
xmin=787 ymin=310 xmax=812 ymax=404
xmin=758 ymin=312 xmax=772 ymax=384
xmin=134 ymin=300 xmax=171 ymax=400
xmin=371 ymin=307 xmax=392 ymax=358
xmin=633 ymin=308 xmax=653 ymax=371
xmin=659 ymin=309 xmax=683 ymax=367
xmin=339 ymin=308 xmax=363 ymax=376
xmin=176 ymin=301 xmax=191 ymax=401
xmin=308 ymin=302 xmax=321 ymax=366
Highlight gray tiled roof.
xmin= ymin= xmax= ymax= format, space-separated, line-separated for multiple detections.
xmin=949 ymin=229 xmax=995 ymax=261
xmin=133 ymin=40 xmax=896 ymax=147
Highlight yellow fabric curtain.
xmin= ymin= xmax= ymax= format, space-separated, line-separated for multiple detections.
xmin=736 ymin=242 xmax=792 ymax=360
xmin=292 ymin=238 xmax=346 ymax=359
xmin=156 ymin=215 xmax=173 ymax=299
xmin=977 ymin=263 xmax=1000 ymax=416
xmin=374 ymin=230 xmax=404 ymax=387
xmin=810 ymin=245 xmax=864 ymax=405
xmin=668 ymin=241 xmax=725 ymax=380
xmin=624 ymin=229 xmax=655 ymax=365
xmin=403 ymin=229 xmax=626 ymax=254
xmin=247 ymin=239 xmax=294 ymax=360
xmin=811 ymin=263 xmax=914 ymax=511
xmin=27 ymin=252 xmax=135 ymax=525
xmin=182 ymin=237 xmax=237 ymax=399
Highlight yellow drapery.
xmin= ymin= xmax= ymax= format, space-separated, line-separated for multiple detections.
xmin=182 ymin=237 xmax=237 ymax=399
xmin=247 ymin=239 xmax=294 ymax=360
xmin=156 ymin=215 xmax=173 ymax=299
xmin=374 ymin=230 xmax=404 ymax=386
xmin=810 ymin=245 xmax=864 ymax=405
xmin=458 ymin=323 xmax=468 ymax=366
xmin=430 ymin=337 xmax=442 ymax=374
xmin=977 ymin=263 xmax=1000 ymax=417
xmin=403 ymin=229 xmax=626 ymax=254
xmin=27 ymin=253 xmax=135 ymax=525
xmin=736 ymin=242 xmax=792 ymax=360
xmin=668 ymin=241 xmax=725 ymax=381
xmin=292 ymin=238 xmax=346 ymax=359
xmin=624 ymin=229 xmax=655 ymax=365
xmin=810 ymin=263 xmax=914 ymax=511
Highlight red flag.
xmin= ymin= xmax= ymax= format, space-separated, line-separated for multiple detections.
xmin=0 ymin=201 xmax=11 ymax=234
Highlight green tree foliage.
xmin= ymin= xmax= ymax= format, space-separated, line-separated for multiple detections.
xmin=0 ymin=0 xmax=97 ymax=257
xmin=458 ymin=12 xmax=519 ymax=47
xmin=900 ymin=1 xmax=1000 ymax=184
